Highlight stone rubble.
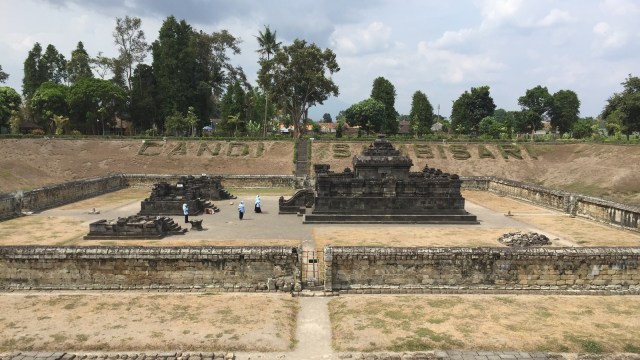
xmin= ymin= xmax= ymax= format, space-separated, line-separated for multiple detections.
xmin=498 ymin=231 xmax=551 ymax=247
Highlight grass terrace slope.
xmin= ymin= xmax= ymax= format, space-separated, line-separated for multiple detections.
xmin=1 ymin=139 xmax=640 ymax=205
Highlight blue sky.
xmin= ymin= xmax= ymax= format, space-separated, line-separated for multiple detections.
xmin=1 ymin=0 xmax=639 ymax=120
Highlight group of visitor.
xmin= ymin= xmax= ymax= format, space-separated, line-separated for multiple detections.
xmin=181 ymin=194 xmax=262 ymax=223
xmin=237 ymin=195 xmax=261 ymax=220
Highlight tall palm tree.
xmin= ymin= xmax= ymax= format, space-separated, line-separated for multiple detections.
xmin=255 ymin=25 xmax=281 ymax=137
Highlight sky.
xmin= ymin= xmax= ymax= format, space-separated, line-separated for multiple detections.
xmin=1 ymin=0 xmax=639 ymax=120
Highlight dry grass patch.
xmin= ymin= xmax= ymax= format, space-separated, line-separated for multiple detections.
xmin=0 ymin=293 xmax=298 ymax=352
xmin=58 ymin=188 xmax=151 ymax=210
xmin=329 ymin=295 xmax=640 ymax=353
xmin=313 ymin=227 xmax=517 ymax=249
xmin=464 ymin=191 xmax=640 ymax=247
xmin=0 ymin=216 xmax=84 ymax=246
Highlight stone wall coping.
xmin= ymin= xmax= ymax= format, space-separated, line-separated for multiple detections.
xmin=0 ymin=246 xmax=298 ymax=259
xmin=327 ymin=246 xmax=640 ymax=256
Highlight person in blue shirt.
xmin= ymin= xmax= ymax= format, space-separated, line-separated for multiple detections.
xmin=182 ymin=203 xmax=189 ymax=223
xmin=238 ymin=201 xmax=245 ymax=220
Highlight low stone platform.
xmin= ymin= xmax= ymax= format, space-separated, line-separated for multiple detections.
xmin=303 ymin=213 xmax=479 ymax=224
xmin=84 ymin=215 xmax=187 ymax=240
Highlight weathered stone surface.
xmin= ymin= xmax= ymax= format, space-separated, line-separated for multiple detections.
xmin=84 ymin=216 xmax=186 ymax=240
xmin=498 ymin=232 xmax=551 ymax=247
xmin=0 ymin=247 xmax=298 ymax=292
xmin=326 ymin=247 xmax=640 ymax=294
xmin=302 ymin=136 xmax=477 ymax=224
xmin=139 ymin=176 xmax=228 ymax=216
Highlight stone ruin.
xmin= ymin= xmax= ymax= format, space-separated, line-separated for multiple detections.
xmin=498 ymin=231 xmax=551 ymax=247
xmin=139 ymin=175 xmax=233 ymax=216
xmin=278 ymin=189 xmax=314 ymax=214
xmin=84 ymin=215 xmax=186 ymax=240
xmin=291 ymin=135 xmax=477 ymax=224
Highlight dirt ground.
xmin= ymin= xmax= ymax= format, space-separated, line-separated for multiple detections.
xmin=329 ymin=295 xmax=640 ymax=353
xmin=0 ymin=292 xmax=298 ymax=352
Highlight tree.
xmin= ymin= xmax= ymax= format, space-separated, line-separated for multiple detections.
xmin=479 ymin=116 xmax=503 ymax=139
xmin=0 ymin=86 xmax=21 ymax=128
xmin=322 ymin=113 xmax=333 ymax=123
xmin=409 ymin=90 xmax=434 ymax=136
xmin=256 ymin=25 xmax=281 ymax=136
xmin=0 ymin=65 xmax=8 ymax=83
xmin=130 ymin=64 xmax=157 ymax=132
xmin=164 ymin=111 xmax=187 ymax=136
xmin=23 ymin=43 xmax=45 ymax=98
xmin=185 ymin=106 xmax=198 ymax=136
xmin=30 ymin=82 xmax=70 ymax=127
xmin=344 ymin=98 xmax=386 ymax=134
xmin=113 ymin=16 xmax=148 ymax=92
xmin=152 ymin=16 xmax=196 ymax=125
xmin=258 ymin=39 xmax=339 ymax=138
xmin=42 ymin=44 xmax=67 ymax=84
xmin=67 ymin=42 xmax=93 ymax=84
xmin=219 ymin=81 xmax=246 ymax=133
xmin=23 ymin=43 xmax=67 ymax=99
xmin=450 ymin=86 xmax=496 ymax=134
xmin=370 ymin=77 xmax=398 ymax=134
xmin=601 ymin=74 xmax=640 ymax=140
xmin=518 ymin=85 xmax=552 ymax=133
xmin=67 ymin=77 xmax=127 ymax=134
xmin=91 ymin=52 xmax=115 ymax=80
xmin=572 ymin=117 xmax=595 ymax=139
xmin=549 ymin=89 xmax=580 ymax=134
xmin=152 ymin=16 xmax=245 ymax=131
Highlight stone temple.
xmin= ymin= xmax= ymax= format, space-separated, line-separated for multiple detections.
xmin=138 ymin=175 xmax=232 ymax=216
xmin=301 ymin=135 xmax=478 ymax=224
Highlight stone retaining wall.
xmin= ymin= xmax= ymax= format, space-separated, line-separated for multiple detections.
xmin=0 ymin=175 xmax=128 ymax=221
xmin=462 ymin=176 xmax=640 ymax=232
xmin=324 ymin=247 xmax=640 ymax=294
xmin=0 ymin=246 xmax=299 ymax=291
xmin=123 ymin=174 xmax=299 ymax=189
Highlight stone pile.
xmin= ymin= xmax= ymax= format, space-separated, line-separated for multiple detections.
xmin=498 ymin=231 xmax=551 ymax=247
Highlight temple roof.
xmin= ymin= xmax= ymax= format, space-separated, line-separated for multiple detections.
xmin=352 ymin=135 xmax=413 ymax=168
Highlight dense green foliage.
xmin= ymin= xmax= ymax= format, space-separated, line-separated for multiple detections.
xmin=0 ymin=86 xmax=21 ymax=128
xmin=549 ymin=89 xmax=580 ymax=134
xmin=409 ymin=91 xmax=434 ymax=136
xmin=450 ymin=86 xmax=495 ymax=134
xmin=0 ymin=65 xmax=8 ymax=83
xmin=370 ymin=77 xmax=398 ymax=134
xmin=601 ymin=75 xmax=640 ymax=139
xmin=258 ymin=39 xmax=339 ymax=138
xmin=344 ymin=98 xmax=386 ymax=133
xmin=67 ymin=42 xmax=93 ymax=84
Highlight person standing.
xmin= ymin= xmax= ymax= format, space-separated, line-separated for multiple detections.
xmin=238 ymin=201 xmax=245 ymax=220
xmin=182 ymin=203 xmax=189 ymax=223
xmin=254 ymin=195 xmax=262 ymax=213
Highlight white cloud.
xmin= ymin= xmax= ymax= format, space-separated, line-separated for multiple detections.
xmin=417 ymin=41 xmax=503 ymax=84
xmin=476 ymin=0 xmax=524 ymax=29
xmin=600 ymin=0 xmax=639 ymax=16
xmin=431 ymin=28 xmax=476 ymax=48
xmin=592 ymin=21 xmax=628 ymax=52
xmin=330 ymin=21 xmax=393 ymax=55
xmin=537 ymin=9 xmax=575 ymax=27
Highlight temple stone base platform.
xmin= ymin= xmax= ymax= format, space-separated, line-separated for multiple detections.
xmin=303 ymin=213 xmax=479 ymax=224
xmin=84 ymin=215 xmax=187 ymax=240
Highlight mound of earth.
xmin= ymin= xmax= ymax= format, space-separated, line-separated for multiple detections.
xmin=1 ymin=139 xmax=639 ymax=205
